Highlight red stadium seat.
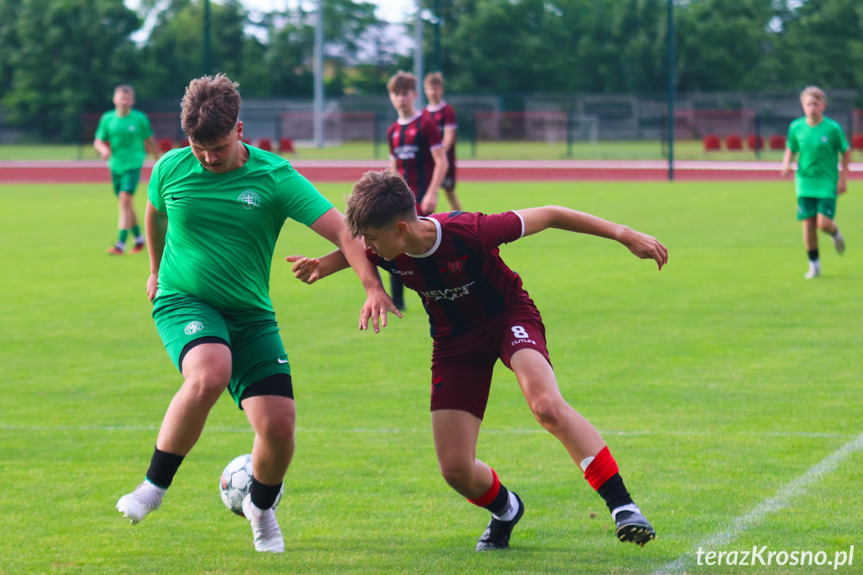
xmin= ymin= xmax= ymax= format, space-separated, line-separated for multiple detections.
xmin=703 ymin=134 xmax=721 ymax=152
xmin=725 ymin=134 xmax=743 ymax=150
xmin=279 ymin=138 xmax=295 ymax=154
xmin=747 ymin=134 xmax=764 ymax=150
xmin=852 ymin=134 xmax=863 ymax=150
xmin=256 ymin=138 xmax=273 ymax=151
xmin=157 ymin=138 xmax=174 ymax=152
xmin=768 ymin=135 xmax=786 ymax=150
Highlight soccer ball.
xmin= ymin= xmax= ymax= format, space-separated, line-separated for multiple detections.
xmin=219 ymin=454 xmax=282 ymax=516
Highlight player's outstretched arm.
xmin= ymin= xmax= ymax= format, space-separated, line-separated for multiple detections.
xmin=145 ymin=201 xmax=168 ymax=301
xmin=286 ymin=250 xmax=350 ymax=284
xmin=517 ymin=205 xmax=668 ymax=270
xmin=308 ymin=208 xmax=401 ymax=332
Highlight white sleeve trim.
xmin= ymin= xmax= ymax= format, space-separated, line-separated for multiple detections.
xmin=512 ymin=210 xmax=525 ymax=239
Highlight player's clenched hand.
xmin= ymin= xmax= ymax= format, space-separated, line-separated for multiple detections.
xmin=619 ymin=227 xmax=669 ymax=270
xmin=286 ymin=255 xmax=321 ymax=284
xmin=419 ymin=194 xmax=437 ymax=216
xmin=360 ymin=287 xmax=402 ymax=333
xmin=147 ymin=273 xmax=159 ymax=302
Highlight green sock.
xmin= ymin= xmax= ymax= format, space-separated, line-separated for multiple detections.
xmin=131 ymin=225 xmax=142 ymax=241
xmin=117 ymin=229 xmax=129 ymax=247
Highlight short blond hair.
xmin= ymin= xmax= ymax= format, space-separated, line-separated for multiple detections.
xmin=387 ymin=71 xmax=417 ymax=95
xmin=800 ymin=86 xmax=826 ymax=104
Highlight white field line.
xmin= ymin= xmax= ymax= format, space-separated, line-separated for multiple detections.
xmin=652 ymin=430 xmax=863 ymax=575
xmin=0 ymin=422 xmax=856 ymax=440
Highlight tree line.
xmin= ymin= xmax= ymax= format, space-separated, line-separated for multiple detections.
xmin=0 ymin=0 xmax=860 ymax=137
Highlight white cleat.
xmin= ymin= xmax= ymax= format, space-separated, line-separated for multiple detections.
xmin=832 ymin=230 xmax=845 ymax=255
xmin=242 ymin=494 xmax=285 ymax=553
xmin=805 ymin=267 xmax=821 ymax=279
xmin=116 ymin=481 xmax=166 ymax=524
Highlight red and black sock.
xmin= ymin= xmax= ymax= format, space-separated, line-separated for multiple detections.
xmin=467 ymin=468 xmax=511 ymax=517
xmin=583 ymin=446 xmax=634 ymax=513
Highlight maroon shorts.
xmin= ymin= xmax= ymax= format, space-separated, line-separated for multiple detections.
xmin=430 ymin=305 xmax=551 ymax=420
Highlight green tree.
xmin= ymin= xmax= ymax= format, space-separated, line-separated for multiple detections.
xmin=674 ymin=0 xmax=776 ymax=92
xmin=1 ymin=0 xmax=141 ymax=140
xmin=136 ymin=0 xmax=269 ymax=99
xmin=771 ymin=0 xmax=863 ymax=93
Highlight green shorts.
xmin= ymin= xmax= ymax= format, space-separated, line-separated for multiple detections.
xmin=111 ymin=169 xmax=141 ymax=195
xmin=152 ymin=291 xmax=291 ymax=408
xmin=797 ymin=196 xmax=837 ymax=221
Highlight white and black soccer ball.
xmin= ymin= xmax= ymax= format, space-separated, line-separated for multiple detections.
xmin=219 ymin=454 xmax=282 ymax=516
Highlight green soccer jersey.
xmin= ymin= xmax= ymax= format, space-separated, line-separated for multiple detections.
xmin=786 ymin=116 xmax=849 ymax=199
xmin=148 ymin=145 xmax=334 ymax=311
xmin=94 ymin=109 xmax=153 ymax=173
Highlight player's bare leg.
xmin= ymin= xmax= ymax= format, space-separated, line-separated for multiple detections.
xmin=444 ymin=187 xmax=461 ymax=211
xmin=156 ymin=343 xmax=232 ymax=455
xmin=817 ymin=213 xmax=844 ymax=255
xmin=802 ymin=217 xmax=821 ymax=278
xmin=240 ymin=395 xmax=296 ymax=552
xmin=432 ymin=410 xmax=524 ymax=550
xmin=117 ymin=343 xmax=231 ymax=524
xmin=510 ymin=348 xmax=655 ymax=546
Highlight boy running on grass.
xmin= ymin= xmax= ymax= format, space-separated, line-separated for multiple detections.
xmin=386 ymin=71 xmax=449 ymax=310
xmin=781 ymin=86 xmax=851 ymax=278
xmin=287 ymin=169 xmax=666 ymax=550
xmin=93 ymin=85 xmax=161 ymax=255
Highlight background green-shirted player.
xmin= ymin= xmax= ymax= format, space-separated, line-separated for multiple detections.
xmin=781 ymin=86 xmax=850 ymax=279
xmin=93 ymin=84 xmax=161 ymax=255
xmin=115 ymin=74 xmax=398 ymax=553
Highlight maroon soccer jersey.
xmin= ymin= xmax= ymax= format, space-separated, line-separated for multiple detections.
xmin=387 ymin=112 xmax=443 ymax=205
xmin=423 ymin=101 xmax=457 ymax=168
xmin=366 ymin=211 xmax=537 ymax=339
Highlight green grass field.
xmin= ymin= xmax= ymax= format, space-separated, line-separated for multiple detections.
xmin=1 ymin=179 xmax=861 ymax=574
xmin=0 ymin=140 xmax=808 ymax=162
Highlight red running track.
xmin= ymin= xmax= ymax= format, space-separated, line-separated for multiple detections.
xmin=1 ymin=159 xmax=862 ymax=183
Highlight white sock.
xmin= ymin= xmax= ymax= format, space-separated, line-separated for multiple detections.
xmin=492 ymin=491 xmax=520 ymax=522
xmin=611 ymin=503 xmax=641 ymax=520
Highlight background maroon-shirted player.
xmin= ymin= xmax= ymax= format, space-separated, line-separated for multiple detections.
xmin=423 ymin=72 xmax=461 ymax=211
xmin=385 ymin=71 xmax=449 ymax=310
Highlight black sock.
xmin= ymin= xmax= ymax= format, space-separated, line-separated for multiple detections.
xmin=596 ymin=473 xmax=634 ymax=514
xmin=145 ymin=447 xmax=185 ymax=489
xmin=250 ymin=477 xmax=283 ymax=510
xmin=807 ymin=249 xmax=819 ymax=262
xmin=484 ymin=483 xmax=511 ymax=516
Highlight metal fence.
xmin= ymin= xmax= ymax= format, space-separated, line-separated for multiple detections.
xmin=2 ymin=91 xmax=860 ymax=159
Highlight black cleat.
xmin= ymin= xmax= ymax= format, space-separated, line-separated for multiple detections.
xmin=615 ymin=509 xmax=656 ymax=547
xmin=475 ymin=493 xmax=524 ymax=551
